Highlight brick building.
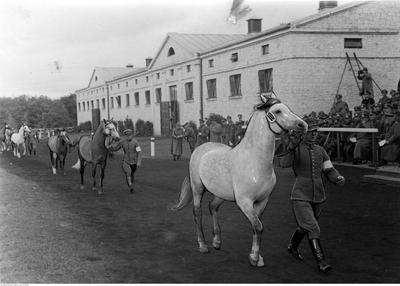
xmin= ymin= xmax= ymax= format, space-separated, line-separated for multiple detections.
xmin=75 ymin=1 xmax=400 ymax=136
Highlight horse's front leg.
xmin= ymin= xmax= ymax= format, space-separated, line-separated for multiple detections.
xmin=192 ymin=184 xmax=208 ymax=253
xmin=209 ymin=196 xmax=224 ymax=250
xmin=92 ymin=164 xmax=97 ymax=192
xmin=237 ymin=198 xmax=264 ymax=267
xmin=98 ymin=162 xmax=106 ymax=195
xmin=52 ymin=153 xmax=58 ymax=174
xmin=61 ymin=155 xmax=67 ymax=175
xmin=22 ymin=142 xmax=26 ymax=156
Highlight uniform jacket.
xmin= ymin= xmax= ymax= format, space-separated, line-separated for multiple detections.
xmin=280 ymin=142 xmax=341 ymax=203
xmin=196 ymin=124 xmax=209 ymax=146
xmin=109 ymin=138 xmax=141 ymax=164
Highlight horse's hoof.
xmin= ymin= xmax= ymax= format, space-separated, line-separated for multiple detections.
xmin=212 ymin=239 xmax=221 ymax=250
xmin=248 ymin=253 xmax=259 ymax=267
xmin=257 ymin=255 xmax=265 ymax=267
xmin=199 ymin=245 xmax=209 ymax=254
xmin=80 ymin=185 xmax=85 ymax=190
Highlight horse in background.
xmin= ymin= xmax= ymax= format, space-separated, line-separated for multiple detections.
xmin=72 ymin=119 xmax=119 ymax=194
xmin=47 ymin=130 xmax=72 ymax=175
xmin=11 ymin=124 xmax=30 ymax=158
xmin=0 ymin=126 xmax=13 ymax=153
xmin=25 ymin=130 xmax=39 ymax=156
xmin=172 ymin=95 xmax=307 ymax=267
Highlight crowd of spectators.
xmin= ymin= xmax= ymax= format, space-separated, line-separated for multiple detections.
xmin=302 ymin=87 xmax=400 ymax=167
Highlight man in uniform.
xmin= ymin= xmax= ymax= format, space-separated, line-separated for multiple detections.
xmin=225 ymin=115 xmax=236 ymax=146
xmin=330 ymin=94 xmax=349 ymax=116
xmin=183 ymin=122 xmax=197 ymax=153
xmin=107 ymin=129 xmax=142 ymax=193
xmin=195 ymin=119 xmax=209 ymax=148
xmin=379 ymin=112 xmax=400 ymax=166
xmin=280 ymin=119 xmax=345 ymax=273
xmin=234 ymin=114 xmax=246 ymax=146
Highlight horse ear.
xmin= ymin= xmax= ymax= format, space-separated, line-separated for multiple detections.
xmin=260 ymin=93 xmax=268 ymax=104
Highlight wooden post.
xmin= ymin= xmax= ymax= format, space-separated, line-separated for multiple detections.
xmin=372 ymin=133 xmax=377 ymax=168
xmin=336 ymin=132 xmax=341 ymax=161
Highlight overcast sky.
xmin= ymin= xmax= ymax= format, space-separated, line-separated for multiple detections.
xmin=0 ymin=0 xmax=353 ymax=99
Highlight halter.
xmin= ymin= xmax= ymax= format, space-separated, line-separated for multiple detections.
xmin=265 ymin=106 xmax=291 ymax=136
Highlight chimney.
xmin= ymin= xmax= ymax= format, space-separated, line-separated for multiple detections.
xmin=145 ymin=57 xmax=153 ymax=67
xmin=126 ymin=64 xmax=134 ymax=68
xmin=318 ymin=1 xmax=337 ymax=12
xmin=246 ymin=18 xmax=262 ymax=34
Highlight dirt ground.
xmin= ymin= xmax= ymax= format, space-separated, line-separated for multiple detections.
xmin=0 ymin=138 xmax=399 ymax=283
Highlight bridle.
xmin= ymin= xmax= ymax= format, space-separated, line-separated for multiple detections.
xmin=265 ymin=109 xmax=291 ymax=136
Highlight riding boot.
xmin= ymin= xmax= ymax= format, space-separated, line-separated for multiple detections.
xmin=308 ymin=238 xmax=332 ymax=273
xmin=287 ymin=230 xmax=306 ymax=261
xmin=126 ymin=177 xmax=134 ymax=193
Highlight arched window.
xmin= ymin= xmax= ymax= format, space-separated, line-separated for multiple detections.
xmin=168 ymin=47 xmax=175 ymax=56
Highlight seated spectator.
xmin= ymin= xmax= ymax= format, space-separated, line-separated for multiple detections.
xmin=352 ymin=116 xmax=375 ymax=164
xmin=361 ymin=91 xmax=375 ymax=106
xmin=330 ymin=94 xmax=349 ymax=115
xmin=379 ymin=112 xmax=400 ymax=166
xmin=377 ymin=89 xmax=391 ymax=106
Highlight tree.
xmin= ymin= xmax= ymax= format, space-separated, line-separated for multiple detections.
xmin=60 ymin=93 xmax=77 ymax=126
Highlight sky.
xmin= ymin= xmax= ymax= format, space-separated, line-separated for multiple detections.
xmin=0 ymin=0 xmax=353 ymax=99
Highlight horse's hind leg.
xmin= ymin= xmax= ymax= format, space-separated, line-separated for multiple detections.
xmin=192 ymin=181 xmax=208 ymax=253
xmin=98 ymin=163 xmax=106 ymax=195
xmin=237 ymin=198 xmax=265 ymax=267
xmin=209 ymin=196 xmax=224 ymax=250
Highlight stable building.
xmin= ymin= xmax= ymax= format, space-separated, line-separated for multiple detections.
xmin=75 ymin=1 xmax=400 ymax=136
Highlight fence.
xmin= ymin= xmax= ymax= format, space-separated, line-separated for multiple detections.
xmin=317 ymin=127 xmax=379 ymax=166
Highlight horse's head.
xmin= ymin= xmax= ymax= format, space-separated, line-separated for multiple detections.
xmin=255 ymin=93 xmax=308 ymax=135
xmin=59 ymin=130 xmax=71 ymax=145
xmin=103 ymin=119 xmax=120 ymax=140
xmin=21 ymin=125 xmax=31 ymax=133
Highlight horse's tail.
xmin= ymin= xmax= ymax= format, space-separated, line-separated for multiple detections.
xmin=170 ymin=176 xmax=193 ymax=211
xmin=71 ymin=158 xmax=81 ymax=170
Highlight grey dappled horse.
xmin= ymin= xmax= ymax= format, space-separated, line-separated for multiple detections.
xmin=172 ymin=95 xmax=307 ymax=267
xmin=48 ymin=131 xmax=72 ymax=174
xmin=72 ymin=119 xmax=119 ymax=194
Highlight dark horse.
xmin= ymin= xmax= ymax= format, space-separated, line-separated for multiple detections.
xmin=48 ymin=130 xmax=72 ymax=174
xmin=26 ymin=130 xmax=39 ymax=156
xmin=72 ymin=119 xmax=119 ymax=194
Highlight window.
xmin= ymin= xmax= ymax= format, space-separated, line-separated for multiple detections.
xmin=231 ymin=52 xmax=238 ymax=62
xmin=126 ymin=94 xmax=130 ymax=106
xmin=110 ymin=97 xmax=114 ymax=109
xmin=185 ymin=82 xmax=194 ymax=100
xmin=168 ymin=47 xmax=175 ymax=56
xmin=126 ymin=81 xmax=128 ymax=87
xmin=95 ymin=76 xmax=98 ymax=81
xmin=116 ymin=96 xmax=121 ymax=108
xmin=96 ymin=99 xmax=99 ymax=108
xmin=102 ymin=98 xmax=106 ymax=109
xmin=229 ymin=74 xmax=242 ymax=97
xmin=156 ymin=73 xmax=160 ymax=79
xmin=169 ymin=85 xmax=177 ymax=101
xmin=134 ymin=92 xmax=139 ymax=106
xmin=145 ymin=90 xmax=151 ymax=105
xmin=209 ymin=59 xmax=214 ymax=68
xmin=102 ymin=87 xmax=104 ymax=92
xmin=146 ymin=76 xmax=149 ymax=82
xmin=82 ymin=102 xmax=85 ymax=111
xmin=170 ymin=69 xmax=174 ymax=76
xmin=206 ymin=79 xmax=217 ymax=99
xmin=87 ymin=101 xmax=90 ymax=110
xmin=262 ymin=44 xmax=269 ymax=55
xmin=91 ymin=100 xmax=94 ymax=109
xmin=110 ymin=86 xmax=113 ymax=91
xmin=344 ymin=38 xmax=362 ymax=49
xmin=78 ymin=102 xmax=81 ymax=112
xmin=96 ymin=89 xmax=98 ymax=94
xmin=135 ymin=79 xmax=138 ymax=85
xmin=155 ymin=88 xmax=162 ymax=103
xmin=258 ymin=68 xmax=273 ymax=94
xmin=118 ymin=83 xmax=120 ymax=89
xmin=186 ymin=65 xmax=191 ymax=72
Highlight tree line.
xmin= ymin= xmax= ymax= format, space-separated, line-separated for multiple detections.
xmin=0 ymin=94 xmax=77 ymax=128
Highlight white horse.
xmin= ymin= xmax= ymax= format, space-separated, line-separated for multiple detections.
xmin=172 ymin=95 xmax=307 ymax=267
xmin=11 ymin=125 xmax=30 ymax=158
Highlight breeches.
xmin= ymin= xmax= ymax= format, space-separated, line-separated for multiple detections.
xmin=292 ymin=200 xmax=322 ymax=239
xmin=122 ymin=162 xmax=137 ymax=180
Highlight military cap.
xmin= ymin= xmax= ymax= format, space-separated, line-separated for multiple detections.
xmin=123 ymin=129 xmax=133 ymax=135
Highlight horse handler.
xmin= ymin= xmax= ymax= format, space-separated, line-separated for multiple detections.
xmin=280 ymin=120 xmax=345 ymax=273
xmin=107 ymin=129 xmax=142 ymax=193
